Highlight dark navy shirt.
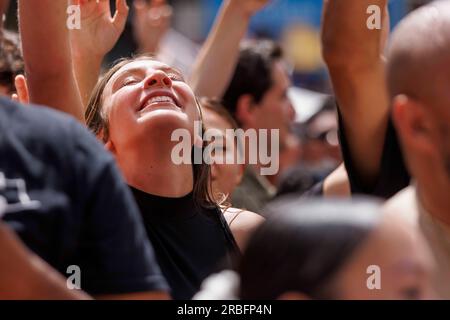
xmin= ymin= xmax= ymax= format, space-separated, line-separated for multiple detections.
xmin=0 ymin=98 xmax=168 ymax=295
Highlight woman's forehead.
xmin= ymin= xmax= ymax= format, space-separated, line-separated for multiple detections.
xmin=107 ymin=59 xmax=181 ymax=87
xmin=119 ymin=59 xmax=170 ymax=73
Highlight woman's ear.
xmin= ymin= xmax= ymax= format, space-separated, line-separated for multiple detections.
xmin=98 ymin=129 xmax=116 ymax=154
xmin=277 ymin=291 xmax=311 ymax=300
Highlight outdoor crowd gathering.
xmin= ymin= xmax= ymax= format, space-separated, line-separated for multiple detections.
xmin=0 ymin=0 xmax=449 ymax=300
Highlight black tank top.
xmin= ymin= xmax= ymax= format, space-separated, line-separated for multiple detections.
xmin=130 ymin=187 xmax=238 ymax=300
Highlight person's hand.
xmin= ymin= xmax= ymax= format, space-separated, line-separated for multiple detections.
xmin=70 ymin=0 xmax=129 ymax=59
xmin=132 ymin=0 xmax=172 ymax=54
xmin=11 ymin=75 xmax=29 ymax=105
xmin=227 ymin=0 xmax=271 ymax=18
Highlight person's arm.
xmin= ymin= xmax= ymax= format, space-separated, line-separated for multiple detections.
xmin=224 ymin=207 xmax=265 ymax=252
xmin=323 ymin=164 xmax=351 ymax=197
xmin=18 ymin=0 xmax=84 ymax=122
xmin=132 ymin=0 xmax=172 ymax=55
xmin=70 ymin=0 xmax=129 ymax=108
xmin=189 ymin=0 xmax=270 ymax=98
xmin=321 ymin=0 xmax=389 ymax=188
xmin=0 ymin=223 xmax=90 ymax=300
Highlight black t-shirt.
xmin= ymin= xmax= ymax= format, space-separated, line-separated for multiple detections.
xmin=131 ymin=187 xmax=238 ymax=300
xmin=0 ymin=98 xmax=168 ymax=295
xmin=338 ymin=111 xmax=410 ymax=198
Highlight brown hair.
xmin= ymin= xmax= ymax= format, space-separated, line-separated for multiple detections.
xmin=0 ymin=31 xmax=24 ymax=94
xmin=85 ymin=55 xmax=216 ymax=209
xmin=222 ymin=40 xmax=283 ymax=125
xmin=200 ymin=97 xmax=244 ymax=160
xmin=199 ymin=97 xmax=239 ymax=130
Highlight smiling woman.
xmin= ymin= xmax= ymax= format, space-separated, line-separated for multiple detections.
xmin=86 ymin=56 xmax=208 ymax=201
xmin=85 ymin=55 xmax=245 ymax=299
xmin=17 ymin=0 xmax=263 ymax=300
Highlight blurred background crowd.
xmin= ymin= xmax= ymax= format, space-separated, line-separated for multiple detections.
xmin=0 ymin=1 xmax=434 ymax=189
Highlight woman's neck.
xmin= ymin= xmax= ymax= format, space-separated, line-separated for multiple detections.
xmin=116 ymin=143 xmax=194 ymax=198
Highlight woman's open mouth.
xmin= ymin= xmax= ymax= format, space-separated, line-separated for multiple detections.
xmin=138 ymin=91 xmax=182 ymax=114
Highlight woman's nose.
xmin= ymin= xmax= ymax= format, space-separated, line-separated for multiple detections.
xmin=144 ymin=71 xmax=172 ymax=89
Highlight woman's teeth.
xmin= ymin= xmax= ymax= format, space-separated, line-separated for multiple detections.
xmin=147 ymin=96 xmax=175 ymax=105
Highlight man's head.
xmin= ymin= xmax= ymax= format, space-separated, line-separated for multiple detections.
xmin=387 ymin=0 xmax=450 ymax=211
xmin=239 ymin=198 xmax=435 ymax=300
xmin=222 ymin=40 xmax=295 ymax=150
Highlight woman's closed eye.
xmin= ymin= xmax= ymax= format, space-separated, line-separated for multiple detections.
xmin=167 ymin=72 xmax=185 ymax=82
xmin=121 ymin=77 xmax=141 ymax=87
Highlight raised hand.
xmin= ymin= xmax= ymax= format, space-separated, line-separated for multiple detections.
xmin=70 ymin=0 xmax=129 ymax=59
xmin=70 ymin=0 xmax=129 ymax=108
xmin=132 ymin=0 xmax=172 ymax=54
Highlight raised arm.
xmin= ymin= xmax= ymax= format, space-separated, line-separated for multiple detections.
xmin=70 ymin=0 xmax=129 ymax=108
xmin=189 ymin=0 xmax=270 ymax=98
xmin=18 ymin=0 xmax=84 ymax=122
xmin=321 ymin=0 xmax=389 ymax=188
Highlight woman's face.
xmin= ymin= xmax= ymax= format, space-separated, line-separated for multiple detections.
xmin=202 ymin=108 xmax=244 ymax=200
xmin=101 ymin=59 xmax=200 ymax=154
xmin=333 ymin=215 xmax=436 ymax=300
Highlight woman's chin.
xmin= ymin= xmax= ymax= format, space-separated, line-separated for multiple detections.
xmin=136 ymin=112 xmax=193 ymax=137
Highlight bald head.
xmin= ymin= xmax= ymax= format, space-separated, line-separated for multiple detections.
xmin=387 ymin=1 xmax=450 ymax=104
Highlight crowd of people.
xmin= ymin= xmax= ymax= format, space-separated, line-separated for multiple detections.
xmin=0 ymin=0 xmax=449 ymax=300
